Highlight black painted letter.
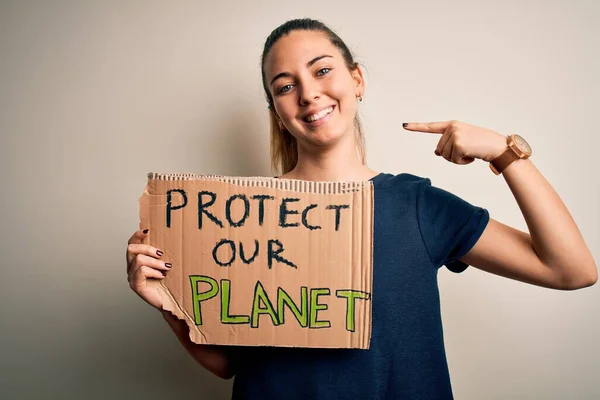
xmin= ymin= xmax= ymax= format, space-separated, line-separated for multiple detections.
xmin=251 ymin=195 xmax=274 ymax=226
xmin=240 ymin=239 xmax=259 ymax=264
xmin=225 ymin=194 xmax=250 ymax=227
xmin=267 ymin=239 xmax=297 ymax=269
xmin=326 ymin=204 xmax=350 ymax=231
xmin=301 ymin=204 xmax=321 ymax=230
xmin=212 ymin=238 xmax=236 ymax=267
xmin=166 ymin=189 xmax=187 ymax=228
xmin=279 ymin=198 xmax=300 ymax=228
xmin=198 ymin=191 xmax=223 ymax=229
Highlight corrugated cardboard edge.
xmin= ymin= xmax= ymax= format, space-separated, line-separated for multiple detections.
xmin=366 ymin=186 xmax=374 ymax=348
xmin=147 ymin=172 xmax=373 ymax=194
xmin=138 ymin=184 xmax=205 ymax=343
xmin=138 ymin=173 xmax=376 ymax=347
xmin=159 ymin=282 xmax=208 ymax=342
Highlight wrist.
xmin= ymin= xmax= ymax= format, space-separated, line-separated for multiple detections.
xmin=489 ymin=133 xmax=509 ymax=161
xmin=489 ymin=133 xmax=532 ymax=175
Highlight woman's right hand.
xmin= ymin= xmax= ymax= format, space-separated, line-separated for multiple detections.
xmin=126 ymin=229 xmax=172 ymax=310
xmin=126 ymin=229 xmax=234 ymax=379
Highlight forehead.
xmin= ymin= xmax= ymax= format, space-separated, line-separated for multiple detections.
xmin=264 ymin=30 xmax=340 ymax=77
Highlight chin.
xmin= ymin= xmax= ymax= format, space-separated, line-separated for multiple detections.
xmin=297 ymin=128 xmax=349 ymax=149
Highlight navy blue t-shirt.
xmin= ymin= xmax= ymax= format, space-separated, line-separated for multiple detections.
xmin=230 ymin=172 xmax=490 ymax=399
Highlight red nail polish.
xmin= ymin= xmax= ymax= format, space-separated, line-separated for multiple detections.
xmin=143 ymin=229 xmax=149 ymax=234
xmin=156 ymin=250 xmax=163 ymax=257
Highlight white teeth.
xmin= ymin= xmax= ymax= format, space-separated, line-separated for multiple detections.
xmin=305 ymin=106 xmax=333 ymax=122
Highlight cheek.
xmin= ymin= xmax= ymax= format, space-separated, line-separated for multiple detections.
xmin=275 ymin=102 xmax=296 ymax=124
xmin=332 ymin=87 xmax=357 ymax=118
xmin=328 ymin=79 xmax=350 ymax=99
xmin=327 ymin=77 xmax=356 ymax=108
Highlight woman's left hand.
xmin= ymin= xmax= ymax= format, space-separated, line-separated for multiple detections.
xmin=403 ymin=120 xmax=509 ymax=165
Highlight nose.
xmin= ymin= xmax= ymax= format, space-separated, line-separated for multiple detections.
xmin=298 ymin=77 xmax=321 ymax=105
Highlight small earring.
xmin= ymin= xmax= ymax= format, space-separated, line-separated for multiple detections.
xmin=358 ymin=95 xmax=363 ymax=102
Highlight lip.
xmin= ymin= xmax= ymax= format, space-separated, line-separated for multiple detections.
xmin=301 ymin=105 xmax=336 ymax=127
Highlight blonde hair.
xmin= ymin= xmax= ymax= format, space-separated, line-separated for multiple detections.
xmin=261 ymin=18 xmax=367 ymax=176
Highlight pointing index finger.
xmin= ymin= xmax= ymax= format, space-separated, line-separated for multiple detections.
xmin=403 ymin=121 xmax=450 ymax=133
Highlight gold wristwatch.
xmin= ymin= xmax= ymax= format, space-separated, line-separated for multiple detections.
xmin=489 ymin=134 xmax=532 ymax=175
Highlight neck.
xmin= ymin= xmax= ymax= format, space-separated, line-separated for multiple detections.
xmin=282 ymin=134 xmax=378 ymax=182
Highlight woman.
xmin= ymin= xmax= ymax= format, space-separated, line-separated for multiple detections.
xmin=125 ymin=18 xmax=597 ymax=399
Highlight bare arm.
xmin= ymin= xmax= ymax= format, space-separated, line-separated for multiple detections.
xmin=462 ymin=158 xmax=597 ymax=290
xmin=161 ymin=310 xmax=236 ymax=379
xmin=402 ymin=120 xmax=597 ymax=290
xmin=126 ymin=229 xmax=237 ymax=379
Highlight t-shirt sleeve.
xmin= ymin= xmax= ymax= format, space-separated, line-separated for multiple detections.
xmin=416 ymin=178 xmax=490 ymax=273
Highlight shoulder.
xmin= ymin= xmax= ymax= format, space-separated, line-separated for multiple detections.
xmin=371 ymin=172 xmax=430 ymax=189
xmin=370 ymin=172 xmax=434 ymax=209
xmin=373 ymin=172 xmax=481 ymax=211
xmin=371 ymin=172 xmax=436 ymax=202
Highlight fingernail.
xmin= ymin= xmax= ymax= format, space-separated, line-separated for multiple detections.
xmin=402 ymin=123 xmax=408 ymax=128
xmin=143 ymin=229 xmax=149 ymax=234
xmin=161 ymin=271 xmax=167 ymax=276
xmin=156 ymin=250 xmax=163 ymax=257
xmin=435 ymin=150 xmax=441 ymax=156
xmin=165 ymin=262 xmax=172 ymax=268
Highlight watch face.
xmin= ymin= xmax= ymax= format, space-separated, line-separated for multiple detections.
xmin=512 ymin=134 xmax=532 ymax=155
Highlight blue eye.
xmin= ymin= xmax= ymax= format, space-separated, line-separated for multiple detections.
xmin=276 ymin=68 xmax=331 ymax=95
xmin=278 ymin=84 xmax=293 ymax=94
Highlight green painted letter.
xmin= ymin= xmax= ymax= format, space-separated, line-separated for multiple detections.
xmin=190 ymin=275 xmax=219 ymax=326
xmin=309 ymin=288 xmax=331 ymax=328
xmin=336 ymin=290 xmax=371 ymax=332
xmin=221 ymin=279 xmax=250 ymax=324
xmin=251 ymin=281 xmax=280 ymax=328
xmin=277 ymin=287 xmax=308 ymax=327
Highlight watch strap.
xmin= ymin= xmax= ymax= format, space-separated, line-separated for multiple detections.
xmin=489 ymin=148 xmax=518 ymax=175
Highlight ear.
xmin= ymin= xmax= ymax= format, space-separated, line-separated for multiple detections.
xmin=351 ymin=63 xmax=366 ymax=98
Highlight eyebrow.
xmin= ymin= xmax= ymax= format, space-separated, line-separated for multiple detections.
xmin=270 ymin=54 xmax=333 ymax=87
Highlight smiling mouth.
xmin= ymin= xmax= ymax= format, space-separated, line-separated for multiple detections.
xmin=303 ymin=106 xmax=335 ymax=124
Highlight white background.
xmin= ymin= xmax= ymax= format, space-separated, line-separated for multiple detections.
xmin=1 ymin=0 xmax=598 ymax=398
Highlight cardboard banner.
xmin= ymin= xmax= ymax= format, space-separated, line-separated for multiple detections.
xmin=138 ymin=173 xmax=374 ymax=349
